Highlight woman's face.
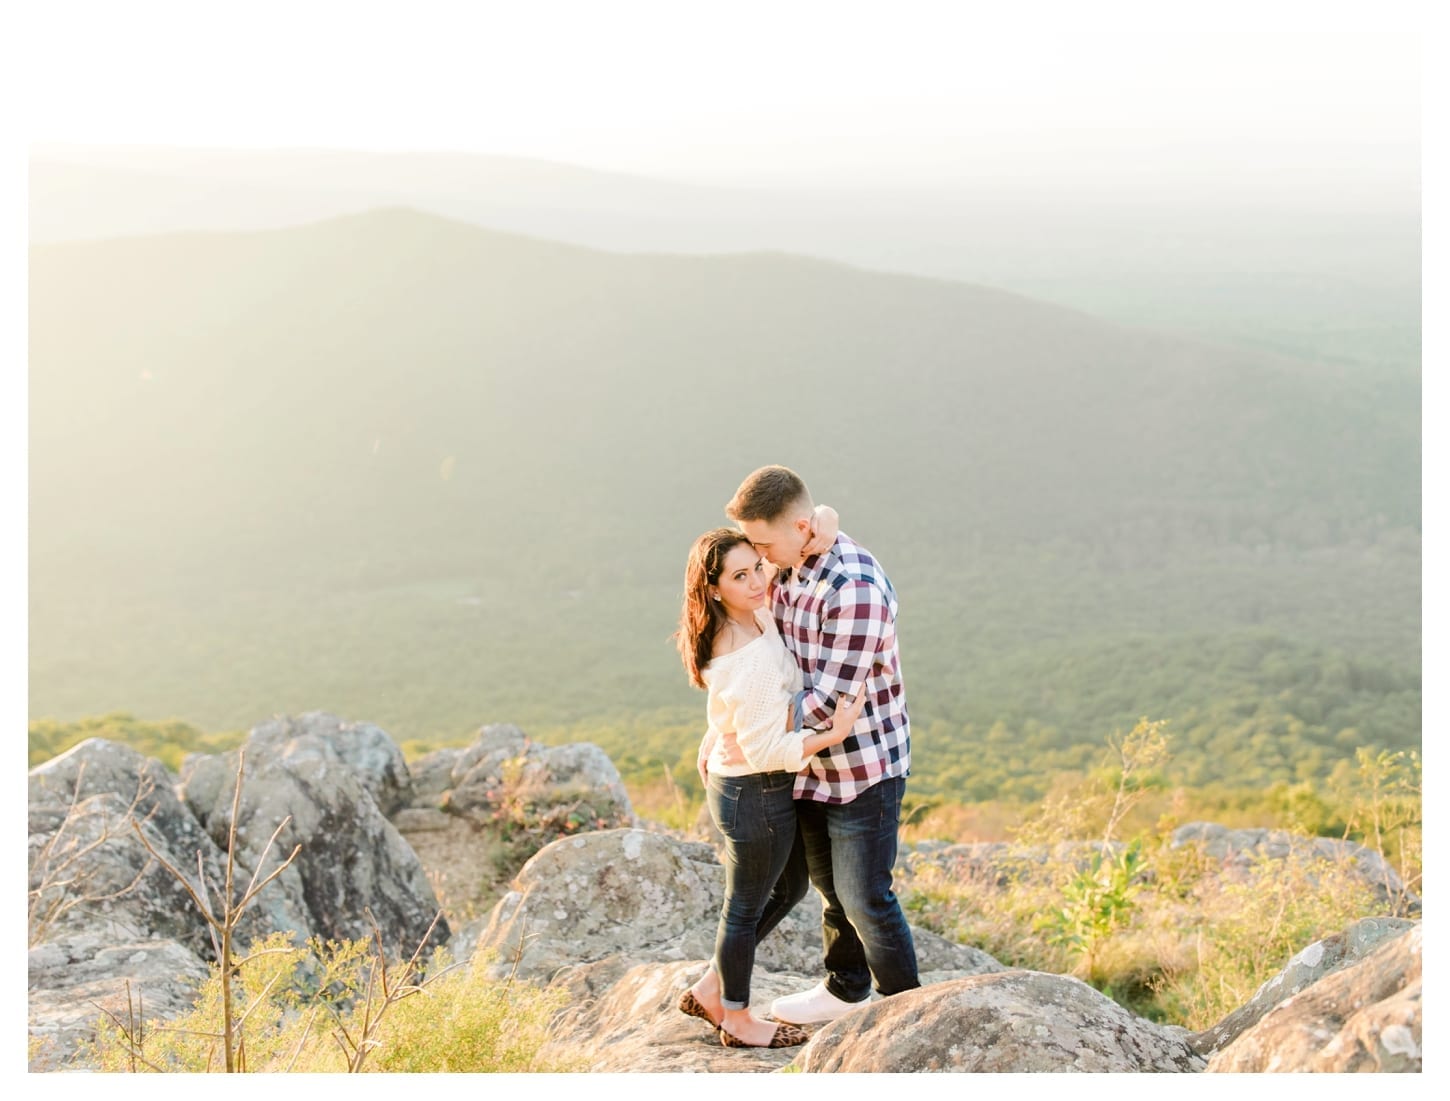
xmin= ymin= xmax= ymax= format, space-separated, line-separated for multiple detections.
xmin=711 ymin=542 xmax=770 ymax=619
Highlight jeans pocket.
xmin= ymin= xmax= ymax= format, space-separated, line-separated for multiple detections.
xmin=709 ymin=778 xmax=742 ymax=834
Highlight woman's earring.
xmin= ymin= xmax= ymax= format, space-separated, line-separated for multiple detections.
xmin=712 ymin=594 xmax=720 ymax=602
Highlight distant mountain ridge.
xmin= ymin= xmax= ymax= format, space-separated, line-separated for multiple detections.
xmin=28 ymin=207 xmax=1420 ymax=782
xmin=31 ymin=205 xmax=1415 ymax=542
xmin=30 ymin=145 xmax=1420 ymax=373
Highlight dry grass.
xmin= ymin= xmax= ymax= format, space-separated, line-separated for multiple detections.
xmin=895 ymin=727 xmax=1418 ymax=1026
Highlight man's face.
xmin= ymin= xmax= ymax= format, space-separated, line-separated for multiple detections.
xmin=739 ymin=513 xmax=812 ymax=570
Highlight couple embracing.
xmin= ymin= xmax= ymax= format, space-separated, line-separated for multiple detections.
xmin=673 ymin=465 xmax=919 ymax=1049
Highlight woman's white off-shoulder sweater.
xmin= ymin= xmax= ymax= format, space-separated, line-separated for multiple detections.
xmin=702 ymin=608 xmax=810 ymax=776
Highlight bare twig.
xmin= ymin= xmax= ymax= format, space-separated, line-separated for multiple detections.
xmin=29 ymin=763 xmax=159 ymax=945
xmin=123 ymin=748 xmax=301 ymax=1072
xmin=88 ymin=982 xmax=166 ymax=1073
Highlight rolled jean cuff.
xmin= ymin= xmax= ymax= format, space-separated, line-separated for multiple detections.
xmin=708 ymin=961 xmax=747 ymax=1011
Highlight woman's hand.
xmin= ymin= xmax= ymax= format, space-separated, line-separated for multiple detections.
xmin=821 ymin=688 xmax=868 ymax=748
xmin=803 ymin=504 xmax=839 ymax=556
xmin=697 ymin=729 xmax=718 ymax=786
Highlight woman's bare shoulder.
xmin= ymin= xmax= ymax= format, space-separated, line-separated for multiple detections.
xmin=710 ymin=622 xmax=767 ymax=662
xmin=711 ymin=633 xmax=750 ymax=660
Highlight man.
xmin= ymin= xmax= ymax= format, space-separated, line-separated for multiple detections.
xmin=725 ymin=464 xmax=920 ymax=1024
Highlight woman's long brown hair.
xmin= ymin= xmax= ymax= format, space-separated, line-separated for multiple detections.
xmin=675 ymin=528 xmax=756 ymax=689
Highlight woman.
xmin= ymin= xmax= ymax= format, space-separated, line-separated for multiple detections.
xmin=672 ymin=526 xmax=866 ymax=1049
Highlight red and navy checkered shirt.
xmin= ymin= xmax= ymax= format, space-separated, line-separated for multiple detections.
xmin=772 ymin=532 xmax=911 ymax=804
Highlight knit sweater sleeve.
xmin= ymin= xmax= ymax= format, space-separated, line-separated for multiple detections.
xmin=715 ymin=643 xmax=810 ymax=774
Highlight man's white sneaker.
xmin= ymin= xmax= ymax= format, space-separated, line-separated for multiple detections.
xmin=769 ymin=981 xmax=871 ymax=1024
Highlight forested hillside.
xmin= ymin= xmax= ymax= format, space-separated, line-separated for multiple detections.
xmin=28 ymin=209 xmax=1420 ymax=801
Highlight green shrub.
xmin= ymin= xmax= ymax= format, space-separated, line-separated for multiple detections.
xmin=81 ymin=936 xmax=580 ymax=1072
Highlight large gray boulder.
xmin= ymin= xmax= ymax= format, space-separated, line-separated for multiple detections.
xmin=470 ymin=828 xmax=720 ymax=982
xmin=30 ymin=792 xmax=241 ymax=959
xmin=410 ymin=723 xmax=635 ymax=829
xmin=405 ymin=724 xmax=533 ymax=810
xmin=180 ymin=711 xmax=413 ymax=818
xmin=1207 ymin=923 xmax=1422 ymax=1072
xmin=794 ymin=970 xmax=1205 ymax=1072
xmin=1191 ymin=915 xmax=1418 ymax=1057
xmin=28 ymin=740 xmax=285 ymax=956
xmin=397 ymin=725 xmax=640 ymax=937
xmin=179 ymin=714 xmax=448 ymax=955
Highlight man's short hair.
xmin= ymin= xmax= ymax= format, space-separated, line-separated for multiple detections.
xmin=725 ymin=465 xmax=813 ymax=523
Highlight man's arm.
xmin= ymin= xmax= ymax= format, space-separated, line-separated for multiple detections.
xmin=795 ymin=579 xmax=889 ymax=727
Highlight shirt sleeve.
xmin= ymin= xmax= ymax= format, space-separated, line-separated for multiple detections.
xmin=717 ymin=650 xmax=810 ymax=774
xmin=797 ymin=578 xmax=887 ymax=727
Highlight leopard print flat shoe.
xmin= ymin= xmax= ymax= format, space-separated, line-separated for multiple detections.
xmin=678 ymin=990 xmax=721 ymax=1031
xmin=719 ymin=1021 xmax=809 ymax=1048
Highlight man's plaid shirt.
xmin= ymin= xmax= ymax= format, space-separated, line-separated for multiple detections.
xmin=773 ymin=532 xmax=911 ymax=804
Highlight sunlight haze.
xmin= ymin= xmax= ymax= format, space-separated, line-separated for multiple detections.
xmin=21 ymin=4 xmax=1421 ymax=207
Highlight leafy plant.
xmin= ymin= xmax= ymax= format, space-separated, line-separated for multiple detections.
xmin=1037 ymin=838 xmax=1145 ymax=977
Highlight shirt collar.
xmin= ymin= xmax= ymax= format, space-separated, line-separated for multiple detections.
xmin=793 ymin=549 xmax=826 ymax=586
xmin=777 ymin=536 xmax=837 ymax=587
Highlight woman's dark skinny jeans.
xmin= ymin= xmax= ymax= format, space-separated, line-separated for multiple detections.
xmin=706 ymin=769 xmax=800 ymax=1009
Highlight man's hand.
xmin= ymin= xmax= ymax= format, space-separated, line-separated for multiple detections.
xmin=821 ymin=688 xmax=869 ymax=749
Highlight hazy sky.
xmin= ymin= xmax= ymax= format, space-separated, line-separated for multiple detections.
xmin=17 ymin=1 xmax=1427 ymax=209
xmin=4 ymin=5 xmax=1442 ymax=761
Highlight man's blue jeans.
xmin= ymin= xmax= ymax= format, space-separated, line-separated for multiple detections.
xmin=706 ymin=769 xmax=800 ymax=1009
xmin=756 ymin=774 xmax=920 ymax=1003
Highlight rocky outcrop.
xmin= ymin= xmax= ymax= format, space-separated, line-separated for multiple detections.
xmin=28 ymin=741 xmax=281 ymax=957
xmin=1171 ymin=822 xmax=1419 ymax=913
xmin=496 ymin=828 xmax=1422 ymax=1074
xmin=795 ymin=970 xmax=1204 ymax=1072
xmin=407 ymin=723 xmax=634 ymax=826
xmin=27 ymin=932 xmax=210 ymax=1067
xmin=483 ymin=821 xmax=1222 ymax=1074
xmin=1190 ymin=915 xmax=1417 ymax=1057
xmin=1207 ymin=923 xmax=1421 ymax=1072
xmin=28 ymin=715 xmax=449 ymax=1066
xmin=178 ymin=713 xmax=448 ymax=955
xmin=464 ymin=824 xmax=1011 ymax=1072
xmin=27 ymin=716 xmax=1424 ymax=1074
xmin=393 ymin=723 xmax=638 ymax=927
xmin=465 ymin=827 xmax=1002 ymax=986
xmin=537 ymin=959 xmax=822 ymax=1073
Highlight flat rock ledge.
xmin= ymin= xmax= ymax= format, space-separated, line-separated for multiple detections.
xmin=791 ymin=970 xmax=1205 ymax=1073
